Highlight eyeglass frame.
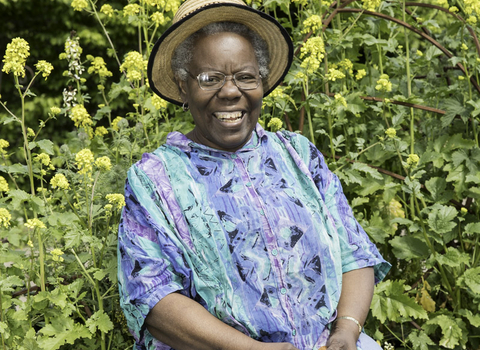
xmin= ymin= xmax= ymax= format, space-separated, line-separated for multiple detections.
xmin=186 ymin=70 xmax=263 ymax=91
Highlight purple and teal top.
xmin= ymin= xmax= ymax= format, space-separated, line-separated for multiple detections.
xmin=118 ymin=124 xmax=390 ymax=350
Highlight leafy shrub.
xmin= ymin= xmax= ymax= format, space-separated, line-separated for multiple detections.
xmin=0 ymin=0 xmax=479 ymax=349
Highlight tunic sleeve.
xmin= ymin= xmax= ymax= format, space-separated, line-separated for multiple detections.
xmin=118 ymin=167 xmax=193 ymax=346
xmin=285 ymin=132 xmax=390 ymax=284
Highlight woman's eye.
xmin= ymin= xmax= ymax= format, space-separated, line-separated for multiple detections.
xmin=237 ymin=74 xmax=256 ymax=81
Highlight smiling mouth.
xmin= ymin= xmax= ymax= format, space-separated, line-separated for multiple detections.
xmin=213 ymin=111 xmax=244 ymax=123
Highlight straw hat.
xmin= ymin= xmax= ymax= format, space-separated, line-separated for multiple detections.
xmin=147 ymin=0 xmax=293 ymax=106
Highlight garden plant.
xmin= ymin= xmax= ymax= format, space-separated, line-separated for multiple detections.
xmin=0 ymin=0 xmax=479 ymax=348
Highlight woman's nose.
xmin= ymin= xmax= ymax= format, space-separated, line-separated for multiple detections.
xmin=216 ymin=77 xmax=242 ymax=99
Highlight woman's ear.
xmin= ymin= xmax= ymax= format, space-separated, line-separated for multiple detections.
xmin=176 ymin=77 xmax=188 ymax=103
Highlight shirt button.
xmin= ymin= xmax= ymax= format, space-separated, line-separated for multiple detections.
xmin=260 ymin=210 xmax=265 ymax=215
xmin=292 ymin=329 xmax=296 ymax=336
xmin=230 ymin=154 xmax=237 ymax=159
xmin=280 ymin=288 xmax=287 ymax=295
xmin=246 ymin=182 xmax=252 ymax=187
xmin=271 ymin=249 xmax=278 ymax=256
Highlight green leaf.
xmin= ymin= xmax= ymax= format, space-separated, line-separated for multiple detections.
xmin=6 ymin=164 xmax=29 ymax=175
xmin=458 ymin=309 xmax=480 ymax=327
xmin=425 ymin=177 xmax=453 ymax=204
xmin=389 ymin=235 xmax=430 ymax=260
xmin=85 ymin=310 xmax=114 ymax=333
xmin=38 ymin=317 xmax=91 ymax=350
xmin=371 ymin=280 xmax=428 ymax=323
xmin=64 ymin=228 xmax=83 ymax=249
xmin=351 ymin=162 xmax=383 ymax=180
xmin=425 ymin=315 xmax=465 ymax=349
xmin=8 ymin=189 xmax=30 ymax=210
xmin=427 ymin=204 xmax=457 ymax=234
xmin=464 ymin=222 xmax=480 ymax=236
xmin=408 ymin=330 xmax=435 ymax=350
xmin=436 ymin=247 xmax=470 ymax=267
xmin=351 ymin=196 xmax=369 ymax=209
xmin=462 ymin=267 xmax=480 ymax=293
xmin=36 ymin=139 xmax=55 ymax=155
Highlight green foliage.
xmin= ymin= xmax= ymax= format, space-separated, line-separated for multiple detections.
xmin=1 ymin=0 xmax=480 ymax=348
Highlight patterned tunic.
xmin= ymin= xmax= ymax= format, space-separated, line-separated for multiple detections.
xmin=118 ymin=124 xmax=390 ymax=350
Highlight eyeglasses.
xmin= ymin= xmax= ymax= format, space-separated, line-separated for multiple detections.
xmin=187 ymin=71 xmax=262 ymax=91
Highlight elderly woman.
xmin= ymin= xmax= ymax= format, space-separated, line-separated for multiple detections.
xmin=118 ymin=0 xmax=390 ymax=349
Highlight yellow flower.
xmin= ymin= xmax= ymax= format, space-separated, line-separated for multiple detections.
xmin=35 ymin=60 xmax=53 ymax=79
xmin=0 ymin=139 xmax=9 ymax=155
xmin=75 ymin=148 xmax=94 ymax=175
xmin=466 ymin=16 xmax=477 ymax=25
xmin=385 ymin=128 xmax=396 ymax=138
xmin=301 ymin=15 xmax=322 ymax=34
xmin=120 ymin=51 xmax=147 ymax=82
xmin=50 ymin=173 xmax=70 ymax=190
xmin=34 ymin=153 xmax=50 ymax=166
xmin=461 ymin=207 xmax=468 ymax=215
xmin=362 ymin=0 xmax=382 ymax=11
xmin=123 ymin=4 xmax=141 ymax=17
xmin=106 ymin=193 xmax=125 ymax=210
xmin=449 ymin=6 xmax=459 ymax=12
xmin=165 ymin=0 xmax=180 ymax=12
xmin=461 ymin=43 xmax=468 ymax=51
xmin=112 ymin=116 xmax=124 ymax=131
xmin=152 ymin=95 xmax=168 ymax=111
xmin=458 ymin=76 xmax=465 ymax=80
xmin=145 ymin=0 xmax=164 ymax=7
xmin=50 ymin=248 xmax=65 ymax=262
xmin=0 ymin=208 xmax=11 ymax=228
xmin=339 ymin=59 xmax=353 ymax=74
xmin=435 ymin=0 xmax=448 ymax=7
xmin=375 ymin=74 xmax=392 ymax=92
xmin=2 ymin=38 xmax=30 ymax=78
xmin=387 ymin=199 xmax=405 ymax=218
xmin=25 ymin=218 xmax=46 ymax=229
xmin=87 ymin=56 xmax=112 ymax=78
xmin=50 ymin=106 xmax=61 ymax=115
xmin=334 ymin=93 xmax=347 ymax=108
xmin=416 ymin=50 xmax=423 ymax=56
xmin=95 ymin=126 xmax=108 ymax=137
xmin=0 ymin=176 xmax=9 ymax=192
xmin=300 ymin=37 xmax=325 ymax=74
xmin=267 ymin=117 xmax=283 ymax=132
xmin=95 ymin=156 xmax=112 ymax=171
xmin=71 ymin=0 xmax=89 ymax=11
xmin=151 ymin=12 xmax=166 ymax=26
xmin=70 ymin=104 xmax=93 ymax=128
xmin=355 ymin=69 xmax=366 ymax=80
xmin=100 ymin=4 xmax=114 ymax=17
xmin=326 ymin=68 xmax=346 ymax=81
xmin=407 ymin=153 xmax=420 ymax=167
xmin=27 ymin=128 xmax=35 ymax=138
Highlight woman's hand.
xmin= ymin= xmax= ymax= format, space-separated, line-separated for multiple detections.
xmin=325 ymin=327 xmax=357 ymax=350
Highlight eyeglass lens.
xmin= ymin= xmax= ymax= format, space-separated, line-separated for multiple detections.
xmin=197 ymin=72 xmax=260 ymax=90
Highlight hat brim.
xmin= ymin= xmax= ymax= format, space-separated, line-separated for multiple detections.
xmin=147 ymin=3 xmax=293 ymax=106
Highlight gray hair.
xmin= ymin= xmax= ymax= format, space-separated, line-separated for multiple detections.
xmin=172 ymin=22 xmax=270 ymax=81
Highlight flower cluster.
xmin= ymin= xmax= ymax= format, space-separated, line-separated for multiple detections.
xmin=301 ymin=15 xmax=322 ymax=34
xmin=385 ymin=127 xmax=396 ymax=138
xmin=300 ymin=37 xmax=325 ymax=74
xmin=467 ymin=15 xmax=477 ymax=24
xmin=362 ymin=0 xmax=382 ymax=11
xmin=2 ymin=38 xmax=30 ymax=78
xmin=95 ymin=126 xmax=108 ymax=137
xmin=95 ymin=156 xmax=112 ymax=171
xmin=383 ymin=342 xmax=395 ymax=350
xmin=338 ymin=59 xmax=353 ymax=75
xmin=35 ymin=60 xmax=54 ymax=79
xmin=63 ymin=87 xmax=78 ymax=108
xmin=123 ymin=4 xmax=141 ymax=17
xmin=71 ymin=0 xmax=89 ymax=11
xmin=326 ymin=68 xmax=345 ymax=81
xmin=120 ymin=51 xmax=147 ymax=82
xmin=112 ymin=116 xmax=124 ymax=131
xmin=34 ymin=153 xmax=51 ymax=167
xmin=0 ymin=176 xmax=9 ymax=192
xmin=106 ymin=193 xmax=126 ymax=210
xmin=25 ymin=218 xmax=46 ymax=229
xmin=50 ymin=106 xmax=61 ymax=115
xmin=50 ymin=173 xmax=70 ymax=190
xmin=164 ymin=0 xmax=181 ymax=13
xmin=87 ymin=56 xmax=112 ymax=79
xmin=435 ymin=0 xmax=448 ymax=7
xmin=267 ymin=117 xmax=283 ymax=132
xmin=387 ymin=199 xmax=405 ymax=219
xmin=151 ymin=12 xmax=166 ymax=26
xmin=152 ymin=95 xmax=168 ymax=111
xmin=355 ymin=69 xmax=366 ymax=80
xmin=334 ymin=93 xmax=347 ymax=108
xmin=0 ymin=208 xmax=11 ymax=228
xmin=0 ymin=139 xmax=9 ymax=156
xmin=50 ymin=248 xmax=65 ymax=262
xmin=375 ymin=74 xmax=392 ymax=92
xmin=464 ymin=0 xmax=480 ymax=15
xmin=406 ymin=153 xmax=420 ymax=167
xmin=60 ymin=36 xmax=84 ymax=80
xmin=76 ymin=148 xmax=95 ymax=175
xmin=100 ymin=4 xmax=114 ymax=17
xmin=70 ymin=104 xmax=93 ymax=129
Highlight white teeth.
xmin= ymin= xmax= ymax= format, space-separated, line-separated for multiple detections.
xmin=214 ymin=112 xmax=243 ymax=122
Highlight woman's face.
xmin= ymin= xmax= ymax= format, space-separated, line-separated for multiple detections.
xmin=178 ymin=32 xmax=263 ymax=152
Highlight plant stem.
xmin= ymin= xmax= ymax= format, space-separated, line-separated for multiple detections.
xmin=0 ymin=269 xmax=6 ymax=350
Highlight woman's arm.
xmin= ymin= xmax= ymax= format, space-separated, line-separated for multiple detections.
xmin=146 ymin=292 xmax=300 ymax=350
xmin=326 ymin=267 xmax=375 ymax=350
